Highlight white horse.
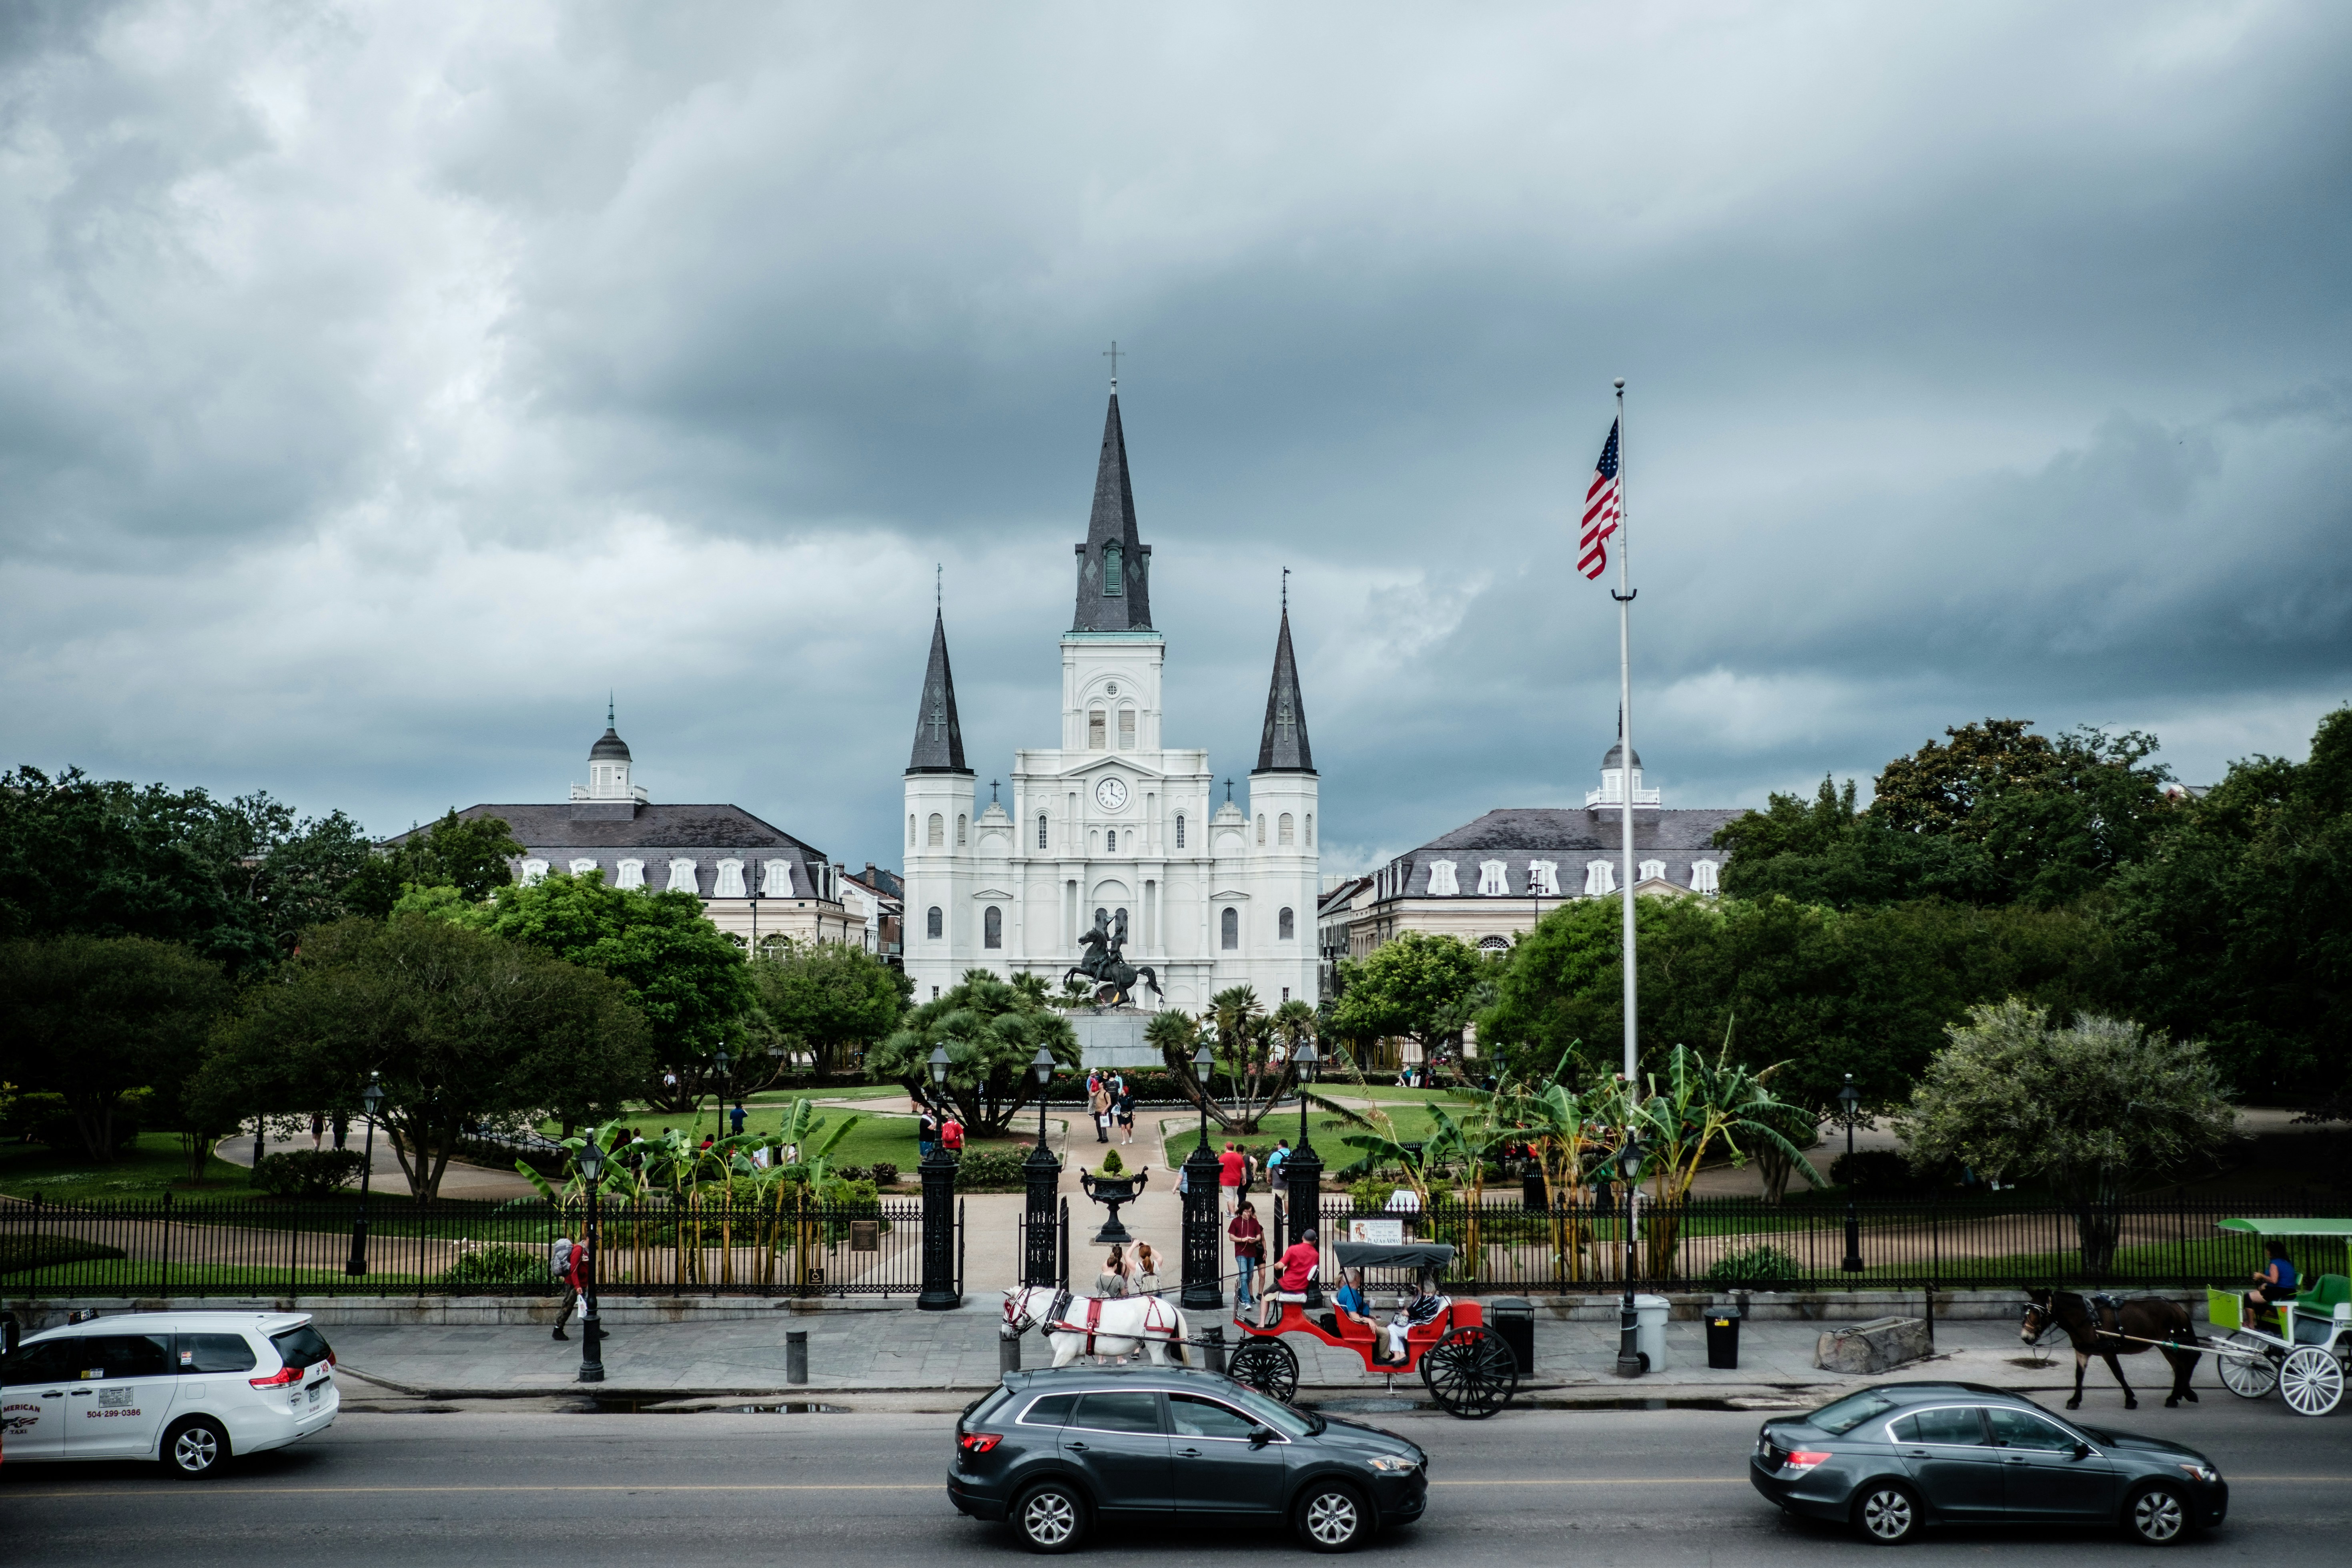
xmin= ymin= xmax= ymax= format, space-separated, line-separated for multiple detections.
xmin=1003 ymin=1285 xmax=1193 ymax=1369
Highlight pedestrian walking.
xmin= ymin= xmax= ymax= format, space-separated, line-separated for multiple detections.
xmin=729 ymin=1101 xmax=747 ymax=1137
xmin=1228 ymin=1201 xmax=1265 ymax=1315
xmin=1115 ymin=1086 xmax=1136 ymax=1145
xmin=917 ymin=1106 xmax=939 ymax=1162
xmin=1089 ymin=1079 xmax=1112 ymax=1143
xmin=1217 ymin=1141 xmax=1245 ymax=1214
xmin=1267 ymin=1138 xmax=1291 ymax=1178
xmin=310 ymin=1111 xmax=325 ymax=1151
xmin=550 ymin=1234 xmax=592 ymax=1340
xmin=940 ymin=1113 xmax=965 ymax=1155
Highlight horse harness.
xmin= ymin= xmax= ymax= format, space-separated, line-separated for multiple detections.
xmin=2027 ymin=1289 xmax=2139 ymax=1346
xmin=1033 ymin=1287 xmax=1177 ymax=1355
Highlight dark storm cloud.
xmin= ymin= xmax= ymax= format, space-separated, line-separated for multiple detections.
xmin=0 ymin=1 xmax=2346 ymax=875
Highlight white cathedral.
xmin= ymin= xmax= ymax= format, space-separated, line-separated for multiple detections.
xmin=900 ymin=387 xmax=1321 ymax=1012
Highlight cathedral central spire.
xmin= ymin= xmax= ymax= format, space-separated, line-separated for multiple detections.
xmin=1254 ymin=600 xmax=1315 ymax=774
xmin=1072 ymin=389 xmax=1152 ymax=632
xmin=906 ymin=607 xmax=971 ymax=775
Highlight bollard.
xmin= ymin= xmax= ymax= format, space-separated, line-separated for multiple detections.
xmin=786 ymin=1329 xmax=808 ymax=1385
xmin=1204 ymin=1323 xmax=1227 ymax=1376
xmin=1000 ymin=1325 xmax=1024 ymax=1378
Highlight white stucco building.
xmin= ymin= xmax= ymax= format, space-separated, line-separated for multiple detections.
xmin=899 ymin=386 xmax=1320 ymax=1011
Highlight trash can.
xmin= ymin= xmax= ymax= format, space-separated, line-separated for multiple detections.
xmin=1487 ymin=1297 xmax=1534 ymax=1373
xmin=1521 ymin=1169 xmax=1548 ymax=1210
xmin=1705 ymin=1309 xmax=1740 ymax=1370
xmin=1634 ymin=1293 xmax=1670 ymax=1372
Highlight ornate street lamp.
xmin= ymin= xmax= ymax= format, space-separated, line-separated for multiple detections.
xmin=1181 ymin=1040 xmax=1223 ymax=1310
xmin=344 ymin=1073 xmax=383 ymax=1276
xmin=575 ymin=1137 xmax=607 ymax=1384
xmin=1838 ymin=1074 xmax=1865 ymax=1273
xmin=1615 ymin=1131 xmax=1647 ymax=1378
xmin=918 ymin=1043 xmax=960 ymax=1310
xmin=1032 ymin=1046 xmax=1056 ymax=1149
xmin=1023 ymin=1045 xmax=1060 ymax=1288
xmin=1293 ymin=1041 xmax=1320 ymax=1152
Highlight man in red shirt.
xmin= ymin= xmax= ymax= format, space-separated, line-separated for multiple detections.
xmin=1259 ymin=1226 xmax=1321 ymax=1328
xmin=941 ymin=1115 xmax=965 ymax=1154
xmin=1217 ymin=1142 xmax=1246 ymax=1214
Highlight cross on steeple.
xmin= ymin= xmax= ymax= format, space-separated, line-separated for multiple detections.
xmin=1103 ymin=340 xmax=1123 ymax=387
xmin=991 ymin=779 xmax=1001 ymax=803
xmin=928 ymin=700 xmax=946 ymax=741
xmin=1224 ymin=777 xmax=1234 ymax=803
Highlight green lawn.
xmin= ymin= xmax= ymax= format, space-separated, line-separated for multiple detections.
xmin=1162 ymin=1105 xmax=1450 ymax=1173
xmin=0 ymin=1131 xmax=254 ymax=1204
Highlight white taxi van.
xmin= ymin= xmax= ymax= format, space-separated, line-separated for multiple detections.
xmin=1 ymin=1311 xmax=339 ymax=1475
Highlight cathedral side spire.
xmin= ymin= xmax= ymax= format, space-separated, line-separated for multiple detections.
xmin=1072 ymin=388 xmax=1152 ymax=632
xmin=906 ymin=608 xmax=971 ymax=775
xmin=1253 ymin=600 xmax=1315 ymax=774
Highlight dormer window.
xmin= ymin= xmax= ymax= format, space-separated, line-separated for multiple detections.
xmin=1528 ymin=860 xmax=1560 ymax=896
xmin=1638 ymin=859 xmax=1666 ymax=883
xmin=1426 ymin=860 xmax=1459 ymax=896
xmin=1477 ymin=860 xmax=1509 ymax=896
xmin=1690 ymin=858 xmax=1721 ymax=895
xmin=1583 ymin=859 xmax=1616 ymax=897
xmin=1104 ymin=542 xmax=1124 ymax=596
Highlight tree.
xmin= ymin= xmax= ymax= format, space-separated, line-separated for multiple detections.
xmin=869 ymin=969 xmax=1081 ymax=1137
xmin=446 ymin=870 xmax=754 ymax=1111
xmin=1328 ymin=932 xmax=1492 ymax=1067
xmin=201 ymin=915 xmax=650 ymax=1199
xmin=0 ymin=934 xmax=231 ymax=1160
xmin=2105 ymin=707 xmax=2352 ymax=1101
xmin=1715 ymin=776 xmax=2005 ymax=908
xmin=343 ymin=809 xmax=526 ymax=918
xmin=746 ymin=940 xmax=912 ymax=1078
xmin=1898 ymin=999 xmax=2234 ymax=1273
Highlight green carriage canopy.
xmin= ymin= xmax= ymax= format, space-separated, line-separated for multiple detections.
xmin=2216 ymin=1217 xmax=2352 ymax=1237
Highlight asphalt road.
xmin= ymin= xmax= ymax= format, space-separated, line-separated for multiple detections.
xmin=7 ymin=1396 xmax=2351 ymax=1565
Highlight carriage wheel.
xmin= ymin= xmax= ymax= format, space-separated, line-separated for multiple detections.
xmin=2279 ymin=1346 xmax=2344 ymax=1416
xmin=1420 ymin=1325 xmax=1518 ymax=1420
xmin=2216 ymin=1336 xmax=2281 ymax=1400
xmin=1229 ymin=1338 xmax=1300 ymax=1404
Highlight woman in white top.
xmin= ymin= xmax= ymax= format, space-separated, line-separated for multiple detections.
xmin=1131 ymin=1241 xmax=1163 ymax=1297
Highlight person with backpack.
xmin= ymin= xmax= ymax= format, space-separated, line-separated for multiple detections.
xmin=549 ymin=1235 xmax=580 ymax=1340
xmin=917 ymin=1105 xmax=939 ymax=1162
xmin=940 ymin=1113 xmax=965 ymax=1155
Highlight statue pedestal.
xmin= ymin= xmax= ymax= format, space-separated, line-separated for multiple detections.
xmin=1070 ymin=1010 xmax=1158 ymax=1069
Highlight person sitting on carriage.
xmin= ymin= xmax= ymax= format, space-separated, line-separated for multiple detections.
xmin=1386 ymin=1270 xmax=1453 ymax=1366
xmin=2248 ymin=1240 xmax=2300 ymax=1319
xmin=1258 ymin=1227 xmax=1322 ymax=1329
xmin=1333 ymin=1267 xmax=1389 ymax=1361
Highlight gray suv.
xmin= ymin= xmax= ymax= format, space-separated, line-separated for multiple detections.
xmin=1749 ymin=1381 xmax=2228 ymax=1546
xmin=949 ymin=1365 xmax=1429 ymax=1552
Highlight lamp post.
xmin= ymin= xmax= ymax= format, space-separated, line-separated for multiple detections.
xmin=1615 ymin=1132 xmax=1646 ymax=1378
xmin=575 ymin=1137 xmax=607 ymax=1384
xmin=918 ymin=1045 xmax=960 ymax=1310
xmin=710 ymin=1047 xmax=732 ymax=1144
xmin=1023 ymin=1045 xmax=1060 ymax=1288
xmin=1282 ymin=1041 xmax=1324 ymax=1268
xmin=1181 ymin=1040 xmax=1223 ymax=1310
xmin=344 ymin=1073 xmax=383 ymax=1276
xmin=1838 ymin=1074 xmax=1865 ymax=1273
xmin=746 ymin=861 xmax=762 ymax=958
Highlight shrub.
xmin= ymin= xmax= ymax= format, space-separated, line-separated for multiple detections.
xmin=1704 ymin=1243 xmax=1806 ymax=1289
xmin=833 ymin=1165 xmax=871 ymax=1182
xmin=1097 ymin=1148 xmax=1126 ymax=1177
xmin=253 ymin=1149 xmax=368 ymax=1198
xmin=441 ymin=1243 xmax=551 ymax=1287
xmin=1829 ymin=1148 xmax=1959 ymax=1197
xmin=0 ymin=1234 xmax=128 ymax=1275
xmin=869 ymin=1161 xmax=900 ymax=1187
xmin=954 ymin=1147 xmax=1029 ymax=1192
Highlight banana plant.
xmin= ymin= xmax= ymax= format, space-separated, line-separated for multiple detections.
xmin=1623 ymin=1032 xmax=1820 ymax=1274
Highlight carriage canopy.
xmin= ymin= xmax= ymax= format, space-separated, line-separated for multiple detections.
xmin=1335 ymin=1241 xmax=1457 ymax=1272
xmin=2217 ymin=1218 xmax=2352 ymax=1237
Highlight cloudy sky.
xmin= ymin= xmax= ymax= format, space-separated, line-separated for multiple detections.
xmin=3 ymin=1 xmax=2347 ymax=876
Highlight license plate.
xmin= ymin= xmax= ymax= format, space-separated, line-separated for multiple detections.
xmin=308 ymin=1385 xmax=320 ymax=1406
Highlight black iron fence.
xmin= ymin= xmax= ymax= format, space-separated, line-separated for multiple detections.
xmin=0 ymin=1193 xmax=939 ymax=1298
xmin=1308 ymin=1193 xmax=2345 ymax=1294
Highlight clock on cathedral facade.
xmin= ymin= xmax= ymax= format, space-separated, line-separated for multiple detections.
xmin=899 ymin=386 xmax=1321 ymax=1011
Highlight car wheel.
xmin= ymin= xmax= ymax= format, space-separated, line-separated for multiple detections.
xmin=1294 ymin=1480 xmax=1371 ymax=1552
xmin=164 ymin=1416 xmax=232 ymax=1478
xmin=2125 ymin=1482 xmax=2191 ymax=1546
xmin=1853 ymin=1481 xmax=1920 ymax=1545
xmin=1013 ymin=1481 xmax=1089 ymax=1554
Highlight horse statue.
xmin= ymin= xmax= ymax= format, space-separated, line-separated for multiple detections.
xmin=1064 ymin=910 xmax=1162 ymax=1009
xmin=1004 ymin=1284 xmax=1192 ymax=1368
xmin=2021 ymin=1288 xmax=2202 ymax=1410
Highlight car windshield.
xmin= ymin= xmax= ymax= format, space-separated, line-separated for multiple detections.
xmin=1805 ymin=1389 xmax=1905 ymax=1436
xmin=1217 ymin=1382 xmax=1320 ymax=1438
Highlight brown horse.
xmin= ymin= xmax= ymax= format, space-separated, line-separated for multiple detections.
xmin=2021 ymin=1288 xmax=2202 ymax=1410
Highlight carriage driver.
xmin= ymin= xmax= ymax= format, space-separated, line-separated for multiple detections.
xmin=2248 ymin=1239 xmax=2300 ymax=1317
xmin=1258 ymin=1227 xmax=1322 ymax=1329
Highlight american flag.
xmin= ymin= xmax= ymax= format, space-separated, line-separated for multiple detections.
xmin=1579 ymin=419 xmax=1621 ymax=581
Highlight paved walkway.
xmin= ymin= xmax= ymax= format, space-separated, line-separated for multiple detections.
xmin=327 ymin=1308 xmax=2142 ymax=1408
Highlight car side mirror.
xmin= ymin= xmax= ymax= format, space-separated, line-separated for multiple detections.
xmin=2072 ymin=1442 xmax=2092 ymax=1460
xmin=1248 ymin=1426 xmax=1273 ymax=1448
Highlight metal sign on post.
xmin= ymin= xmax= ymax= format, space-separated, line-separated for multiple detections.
xmin=1348 ymin=1217 xmax=1405 ymax=1245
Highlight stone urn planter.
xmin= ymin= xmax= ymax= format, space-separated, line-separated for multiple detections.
xmin=1079 ymin=1166 xmax=1149 ymax=1245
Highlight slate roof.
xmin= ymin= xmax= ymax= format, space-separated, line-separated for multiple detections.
xmin=906 ymin=608 xmax=971 ymax=774
xmin=1253 ymin=606 xmax=1315 ymax=774
xmin=1071 ymin=391 xmax=1153 ymax=632
xmin=387 ymin=803 xmax=836 ymax=902
xmin=1378 ymin=807 xmax=1740 ymax=899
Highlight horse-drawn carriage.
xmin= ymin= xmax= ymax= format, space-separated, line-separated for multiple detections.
xmin=1223 ymin=1241 xmax=1522 ymax=1420
xmin=2205 ymin=1217 xmax=2352 ymax=1418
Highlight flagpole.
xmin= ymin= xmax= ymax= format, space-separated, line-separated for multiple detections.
xmin=1612 ymin=377 xmax=1637 ymax=1089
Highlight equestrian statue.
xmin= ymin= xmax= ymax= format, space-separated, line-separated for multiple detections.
xmin=1065 ymin=908 xmax=1161 ymax=1010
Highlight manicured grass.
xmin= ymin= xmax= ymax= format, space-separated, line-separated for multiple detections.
xmin=0 ymin=1131 xmax=254 ymax=1204
xmin=0 ymin=1263 xmax=416 ymax=1291
xmin=1161 ymin=1105 xmax=1451 ymax=1173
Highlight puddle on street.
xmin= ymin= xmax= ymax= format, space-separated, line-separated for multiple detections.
xmin=565 ymin=1398 xmax=850 ymax=1415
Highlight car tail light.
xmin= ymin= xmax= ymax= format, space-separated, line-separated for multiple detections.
xmin=1782 ymin=1450 xmax=1832 ymax=1474
xmin=249 ymin=1364 xmax=305 ymax=1388
xmin=959 ymin=1432 xmax=1003 ymax=1455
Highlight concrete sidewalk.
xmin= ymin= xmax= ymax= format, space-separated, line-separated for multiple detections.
xmin=323 ymin=1307 xmax=2146 ymax=1410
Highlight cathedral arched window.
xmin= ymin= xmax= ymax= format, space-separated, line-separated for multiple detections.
xmin=956 ymin=814 xmax=968 ymax=847
xmin=984 ymin=906 xmax=1003 ymax=949
xmin=1278 ymin=812 xmax=1295 ymax=846
xmin=1221 ymin=906 xmax=1239 ymax=950
xmin=928 ymin=814 xmax=944 ymax=847
xmin=1305 ymin=813 xmax=1313 ymax=844
xmin=926 ymin=906 xmax=943 ymax=939
xmin=1256 ymin=814 xmax=1266 ymax=845
xmin=1106 ymin=829 xmax=1117 ymax=852
xmin=1037 ymin=813 xmax=1049 ymax=849
xmin=1089 ymin=708 xmax=1107 ymax=749
xmin=1104 ymin=542 xmax=1123 ymax=596
xmin=907 ymin=814 xmax=916 ymax=848
xmin=1175 ymin=812 xmax=1186 ymax=849
xmin=1278 ymin=907 xmax=1295 ymax=940
xmin=1118 ymin=707 xmax=1136 ymax=748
